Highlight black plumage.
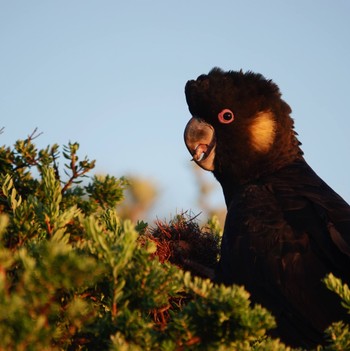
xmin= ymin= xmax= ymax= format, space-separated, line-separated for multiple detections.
xmin=183 ymin=68 xmax=350 ymax=348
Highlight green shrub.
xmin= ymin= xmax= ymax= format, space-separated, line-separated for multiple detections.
xmin=0 ymin=132 xmax=348 ymax=350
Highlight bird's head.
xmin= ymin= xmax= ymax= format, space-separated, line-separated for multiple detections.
xmin=184 ymin=68 xmax=303 ymax=190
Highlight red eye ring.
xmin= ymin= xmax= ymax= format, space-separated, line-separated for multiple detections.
xmin=218 ymin=109 xmax=234 ymax=124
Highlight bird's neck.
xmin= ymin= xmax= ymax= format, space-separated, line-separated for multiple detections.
xmin=214 ymin=137 xmax=304 ymax=207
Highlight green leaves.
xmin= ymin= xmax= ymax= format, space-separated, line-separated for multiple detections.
xmin=62 ymin=142 xmax=96 ymax=193
xmin=320 ymin=274 xmax=350 ymax=351
xmin=0 ymin=133 xmax=349 ymax=350
xmin=324 ymin=274 xmax=350 ymax=313
xmin=169 ymin=273 xmax=276 ymax=350
xmin=0 ymin=230 xmax=102 ymax=350
xmin=86 ymin=175 xmax=128 ymax=210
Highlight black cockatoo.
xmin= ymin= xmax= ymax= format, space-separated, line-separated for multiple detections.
xmin=183 ymin=67 xmax=350 ymax=348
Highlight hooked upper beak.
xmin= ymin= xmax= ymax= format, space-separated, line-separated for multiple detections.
xmin=183 ymin=117 xmax=216 ymax=171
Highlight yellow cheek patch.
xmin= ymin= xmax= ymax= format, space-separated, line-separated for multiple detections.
xmin=249 ymin=111 xmax=276 ymax=153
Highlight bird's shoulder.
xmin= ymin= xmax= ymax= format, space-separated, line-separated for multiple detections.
xmin=265 ymin=160 xmax=350 ymax=256
xmin=222 ymin=160 xmax=350 ymax=282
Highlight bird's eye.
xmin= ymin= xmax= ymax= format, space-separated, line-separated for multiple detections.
xmin=218 ymin=109 xmax=234 ymax=124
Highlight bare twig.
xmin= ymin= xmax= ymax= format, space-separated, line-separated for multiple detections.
xmin=26 ymin=127 xmax=43 ymax=142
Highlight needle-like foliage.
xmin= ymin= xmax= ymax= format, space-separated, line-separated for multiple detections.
xmin=0 ymin=132 xmax=348 ymax=350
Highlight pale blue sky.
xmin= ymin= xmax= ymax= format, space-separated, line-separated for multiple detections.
xmin=1 ymin=1 xmax=349 ymax=220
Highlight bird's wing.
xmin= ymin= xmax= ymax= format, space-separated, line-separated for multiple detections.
xmin=216 ymin=160 xmax=350 ymax=345
xmin=269 ymin=160 xmax=350 ymax=264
